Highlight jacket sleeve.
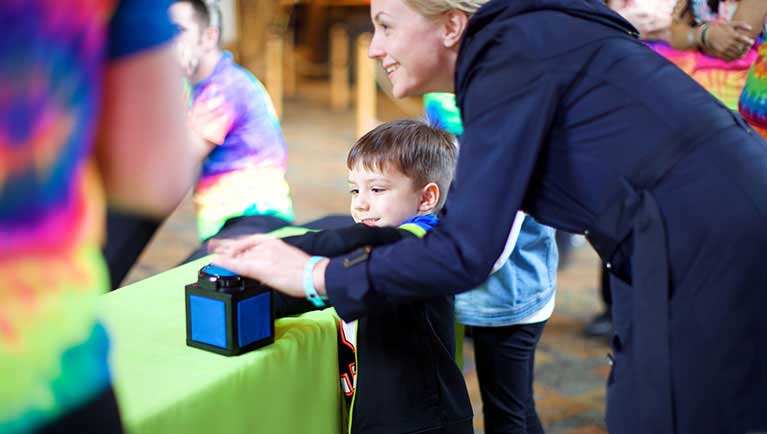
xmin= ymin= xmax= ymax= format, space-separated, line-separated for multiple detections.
xmin=273 ymin=224 xmax=410 ymax=317
xmin=282 ymin=224 xmax=407 ymax=256
xmin=326 ymin=35 xmax=561 ymax=321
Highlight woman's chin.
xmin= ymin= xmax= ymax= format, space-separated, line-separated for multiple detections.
xmin=391 ymin=84 xmax=410 ymax=99
xmin=393 ymin=81 xmax=450 ymax=98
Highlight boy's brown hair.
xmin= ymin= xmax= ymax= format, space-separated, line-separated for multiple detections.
xmin=347 ymin=119 xmax=458 ymax=213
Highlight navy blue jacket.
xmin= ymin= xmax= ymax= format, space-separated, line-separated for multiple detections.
xmin=275 ymin=225 xmax=473 ymax=434
xmin=326 ymin=1 xmax=767 ymax=433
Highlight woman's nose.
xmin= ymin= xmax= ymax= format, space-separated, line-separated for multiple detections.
xmin=368 ymin=31 xmax=385 ymax=59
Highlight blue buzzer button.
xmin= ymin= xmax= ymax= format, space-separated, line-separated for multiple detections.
xmin=202 ymin=264 xmax=238 ymax=277
xmin=199 ymin=264 xmax=244 ymax=292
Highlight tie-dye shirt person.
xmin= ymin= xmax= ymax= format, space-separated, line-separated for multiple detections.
xmin=188 ymin=52 xmax=295 ymax=241
xmin=669 ymin=0 xmax=761 ymax=110
xmin=739 ymin=18 xmax=767 ymax=138
xmin=0 ymin=0 xmax=175 ymax=432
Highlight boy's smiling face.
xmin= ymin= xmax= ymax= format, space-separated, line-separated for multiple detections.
xmin=348 ymin=163 xmax=431 ymax=227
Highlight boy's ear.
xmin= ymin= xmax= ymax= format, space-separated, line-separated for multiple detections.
xmin=418 ymin=182 xmax=440 ymax=214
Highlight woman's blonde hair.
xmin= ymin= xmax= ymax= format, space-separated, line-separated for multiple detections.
xmin=403 ymin=0 xmax=490 ymax=17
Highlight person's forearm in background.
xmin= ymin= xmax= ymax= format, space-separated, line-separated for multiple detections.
xmin=732 ymin=0 xmax=767 ymax=39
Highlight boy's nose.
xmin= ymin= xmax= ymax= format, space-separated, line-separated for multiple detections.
xmin=353 ymin=195 xmax=369 ymax=211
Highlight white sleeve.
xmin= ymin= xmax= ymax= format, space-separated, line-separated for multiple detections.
xmin=490 ymin=211 xmax=526 ymax=274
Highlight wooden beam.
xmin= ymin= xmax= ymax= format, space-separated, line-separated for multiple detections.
xmin=355 ymin=33 xmax=376 ymax=138
xmin=284 ymin=29 xmax=296 ymax=97
xmin=266 ymin=31 xmax=284 ymax=119
xmin=330 ymin=25 xmax=350 ymax=111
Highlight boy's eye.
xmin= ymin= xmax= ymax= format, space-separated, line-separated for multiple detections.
xmin=371 ymin=187 xmax=385 ymax=193
xmin=349 ymin=188 xmax=359 ymax=195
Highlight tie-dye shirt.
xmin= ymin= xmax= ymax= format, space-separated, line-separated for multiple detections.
xmin=424 ymin=93 xmax=464 ymax=136
xmin=189 ymin=52 xmax=294 ymax=241
xmin=0 ymin=1 xmax=174 ymax=432
xmin=739 ymin=20 xmax=767 ymax=138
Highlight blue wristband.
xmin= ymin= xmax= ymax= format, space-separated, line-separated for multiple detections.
xmin=304 ymin=256 xmax=327 ymax=308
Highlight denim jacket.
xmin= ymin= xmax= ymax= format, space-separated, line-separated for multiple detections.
xmin=455 ymin=215 xmax=558 ymax=327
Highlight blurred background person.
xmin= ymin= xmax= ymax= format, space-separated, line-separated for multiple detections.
xmin=608 ymin=0 xmax=676 ymax=42
xmin=171 ymin=0 xmax=297 ymax=261
xmin=0 ymin=0 xmax=194 ymax=432
xmin=104 ymin=0 xmax=297 ymax=285
xmin=736 ymin=0 xmax=767 ymax=136
xmin=669 ymin=0 xmax=759 ymax=110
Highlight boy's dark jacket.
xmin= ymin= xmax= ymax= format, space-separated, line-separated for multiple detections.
xmin=275 ymin=224 xmax=473 ymax=434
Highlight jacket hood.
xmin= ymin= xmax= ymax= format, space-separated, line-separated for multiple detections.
xmin=466 ymin=0 xmax=639 ymax=40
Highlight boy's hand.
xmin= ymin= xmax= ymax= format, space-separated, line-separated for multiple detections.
xmin=210 ymin=236 xmax=326 ymax=299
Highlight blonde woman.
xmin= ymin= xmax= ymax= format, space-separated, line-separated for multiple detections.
xmin=213 ymin=0 xmax=767 ymax=433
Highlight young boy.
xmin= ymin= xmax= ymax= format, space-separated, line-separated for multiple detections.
xmin=228 ymin=119 xmax=474 ymax=434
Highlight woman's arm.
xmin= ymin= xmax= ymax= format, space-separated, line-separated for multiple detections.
xmin=214 ymin=29 xmax=559 ymax=321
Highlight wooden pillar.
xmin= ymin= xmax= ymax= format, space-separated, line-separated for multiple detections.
xmin=284 ymin=29 xmax=296 ymax=97
xmin=330 ymin=25 xmax=350 ymax=111
xmin=266 ymin=32 xmax=283 ymax=119
xmin=355 ymin=33 xmax=376 ymax=138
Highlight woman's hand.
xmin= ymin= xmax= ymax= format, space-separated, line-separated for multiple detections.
xmin=702 ymin=21 xmax=754 ymax=61
xmin=209 ymin=235 xmax=327 ymax=299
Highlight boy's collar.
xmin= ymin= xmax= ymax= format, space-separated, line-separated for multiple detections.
xmin=400 ymin=214 xmax=439 ymax=232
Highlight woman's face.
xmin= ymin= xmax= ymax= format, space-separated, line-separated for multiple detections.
xmin=368 ymin=0 xmax=458 ymax=98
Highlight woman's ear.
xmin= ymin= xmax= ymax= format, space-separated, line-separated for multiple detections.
xmin=442 ymin=9 xmax=469 ymax=48
xmin=418 ymin=182 xmax=440 ymax=214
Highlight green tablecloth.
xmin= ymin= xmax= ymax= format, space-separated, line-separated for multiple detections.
xmin=98 ymin=257 xmax=341 ymax=434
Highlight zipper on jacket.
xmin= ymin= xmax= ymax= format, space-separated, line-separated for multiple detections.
xmin=347 ymin=320 xmax=359 ymax=434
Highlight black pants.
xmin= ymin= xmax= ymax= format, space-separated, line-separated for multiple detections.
xmin=37 ymin=387 xmax=123 ymax=434
xmin=472 ymin=321 xmax=547 ymax=434
xmin=103 ymin=209 xmax=163 ymax=290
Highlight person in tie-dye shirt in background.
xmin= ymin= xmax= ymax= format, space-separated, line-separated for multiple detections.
xmin=0 ymin=0 xmax=194 ymax=432
xmin=669 ymin=0 xmax=761 ymax=110
xmin=170 ymin=0 xmax=295 ymax=259
xmin=736 ymin=0 xmax=767 ymax=137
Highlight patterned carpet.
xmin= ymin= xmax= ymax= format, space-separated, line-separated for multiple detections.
xmin=123 ymin=80 xmax=611 ymax=434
